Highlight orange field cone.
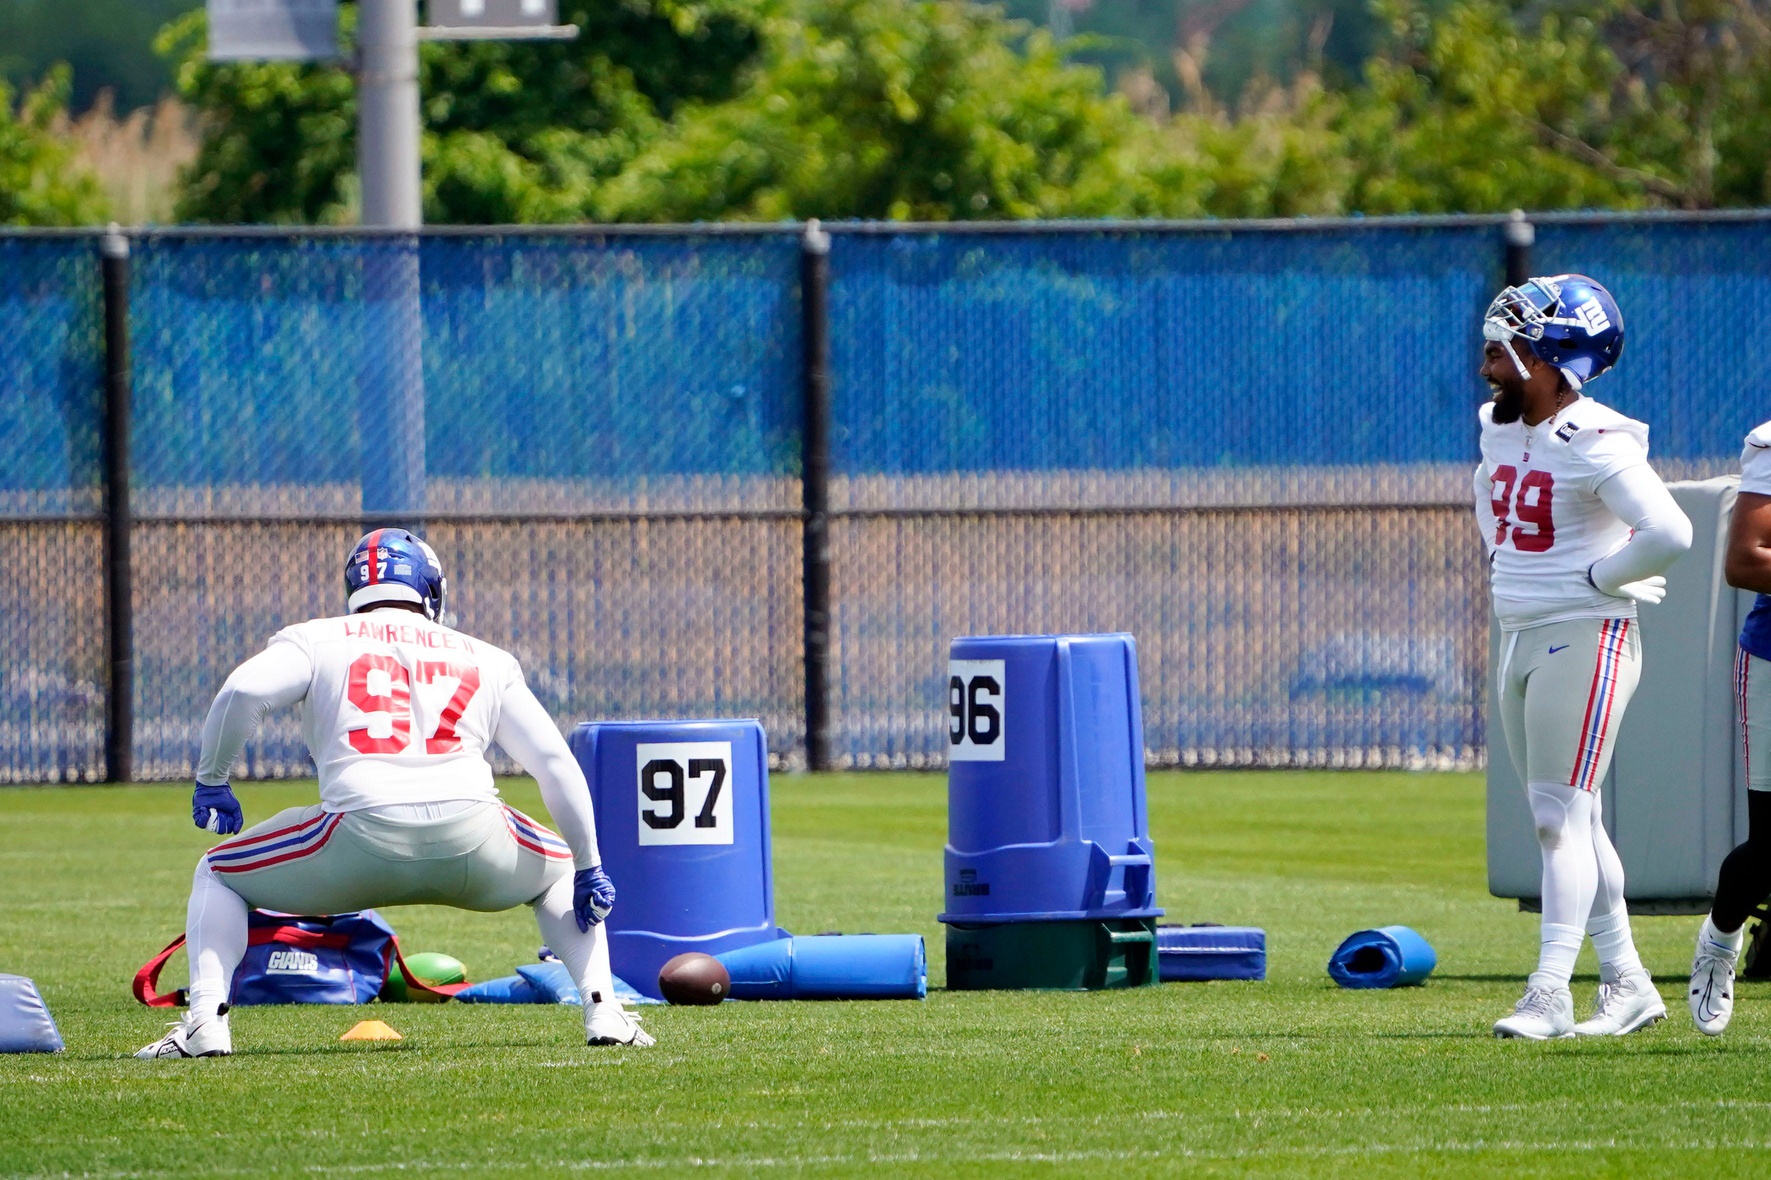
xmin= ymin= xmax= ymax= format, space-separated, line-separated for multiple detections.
xmin=340 ymin=1019 xmax=403 ymax=1042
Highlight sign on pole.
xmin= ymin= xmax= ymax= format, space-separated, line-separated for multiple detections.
xmin=430 ymin=0 xmax=558 ymax=28
xmin=424 ymin=0 xmax=575 ymax=38
xmin=208 ymin=0 xmax=339 ymax=61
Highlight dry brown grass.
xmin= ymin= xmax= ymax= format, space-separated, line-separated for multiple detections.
xmin=57 ymin=91 xmax=200 ymax=225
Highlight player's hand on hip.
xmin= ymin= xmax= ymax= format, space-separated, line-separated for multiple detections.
xmin=573 ymin=865 xmax=615 ymax=931
xmin=1613 ymin=575 xmax=1668 ymax=605
xmin=191 ymin=782 xmax=243 ymax=835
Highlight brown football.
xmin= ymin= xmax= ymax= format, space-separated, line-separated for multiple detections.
xmin=658 ymin=952 xmax=730 ymax=1005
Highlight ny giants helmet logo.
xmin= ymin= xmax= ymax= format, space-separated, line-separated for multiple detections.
xmin=1574 ymin=299 xmax=1612 ymax=335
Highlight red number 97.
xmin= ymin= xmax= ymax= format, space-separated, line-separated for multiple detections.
xmin=347 ymin=653 xmax=412 ymax=754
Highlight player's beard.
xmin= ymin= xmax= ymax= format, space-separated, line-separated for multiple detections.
xmin=1489 ymin=376 xmax=1526 ymax=425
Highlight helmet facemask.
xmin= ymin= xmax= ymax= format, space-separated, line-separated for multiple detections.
xmin=1482 ymin=281 xmax=1558 ymax=383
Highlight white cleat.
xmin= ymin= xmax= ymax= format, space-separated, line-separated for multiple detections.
xmin=1690 ymin=947 xmax=1737 ymax=1036
xmin=586 ymin=1002 xmax=654 ymax=1048
xmin=1573 ymin=971 xmax=1666 ymax=1036
xmin=1493 ymin=986 xmax=1575 ymax=1040
xmin=135 ymin=1011 xmax=232 ymax=1059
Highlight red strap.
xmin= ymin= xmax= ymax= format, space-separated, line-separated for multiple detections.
xmin=133 ymin=935 xmax=188 ymax=1008
xmin=390 ymin=937 xmax=470 ymax=1001
xmin=247 ymin=927 xmax=353 ymax=951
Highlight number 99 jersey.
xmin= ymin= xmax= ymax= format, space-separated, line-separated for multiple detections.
xmin=1478 ymin=397 xmax=1653 ymax=631
xmin=272 ymin=609 xmax=524 ymax=811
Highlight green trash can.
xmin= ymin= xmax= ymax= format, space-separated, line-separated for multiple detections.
xmin=945 ymin=918 xmax=1158 ymax=991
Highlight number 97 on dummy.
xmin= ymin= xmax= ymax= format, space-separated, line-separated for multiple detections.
xmin=635 ymin=742 xmax=734 ymax=846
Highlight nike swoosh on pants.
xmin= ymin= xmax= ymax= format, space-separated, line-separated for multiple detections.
xmin=1548 ymin=645 xmax=1569 ymax=654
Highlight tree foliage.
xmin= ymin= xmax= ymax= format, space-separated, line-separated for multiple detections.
xmin=0 ymin=67 xmax=107 ymax=226
xmin=160 ymin=0 xmax=1771 ymax=224
xmin=597 ymin=0 xmax=1189 ymax=221
xmin=162 ymin=0 xmax=760 ymax=224
xmin=0 ymin=0 xmax=198 ymax=114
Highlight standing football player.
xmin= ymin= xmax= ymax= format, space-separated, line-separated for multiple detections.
xmin=1688 ymin=420 xmax=1771 ymax=1035
xmin=138 ymin=529 xmax=651 ymax=1058
xmin=1477 ymin=275 xmax=1692 ymax=1040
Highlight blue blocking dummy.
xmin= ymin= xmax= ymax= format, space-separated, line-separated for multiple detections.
xmin=571 ymin=720 xmax=784 ymax=1000
xmin=717 ymin=935 xmax=927 ymax=1000
xmin=1157 ymin=926 xmax=1267 ymax=982
xmin=939 ymin=634 xmax=1162 ymax=925
xmin=1327 ymin=926 xmax=1438 ymax=989
xmin=0 ymin=975 xmax=64 ymax=1053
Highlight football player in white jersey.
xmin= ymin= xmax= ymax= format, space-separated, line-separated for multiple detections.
xmin=1688 ymin=420 xmax=1771 ymax=1034
xmin=1476 ymin=275 xmax=1692 ymax=1040
xmin=138 ymin=529 xmax=651 ymax=1058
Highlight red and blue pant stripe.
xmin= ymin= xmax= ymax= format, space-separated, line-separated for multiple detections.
xmin=206 ymin=811 xmax=343 ymax=875
xmin=1570 ymin=618 xmax=1631 ymax=792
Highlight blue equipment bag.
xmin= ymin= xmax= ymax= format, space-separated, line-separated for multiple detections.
xmin=134 ymin=910 xmax=463 ymax=1007
xmin=717 ymin=935 xmax=927 ymax=1000
xmin=1327 ymin=926 xmax=1438 ymax=989
xmin=1156 ymin=925 xmax=1266 ymax=982
xmin=0 ymin=975 xmax=64 ymax=1053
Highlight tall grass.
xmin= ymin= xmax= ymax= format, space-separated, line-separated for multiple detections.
xmin=58 ymin=92 xmax=198 ymax=225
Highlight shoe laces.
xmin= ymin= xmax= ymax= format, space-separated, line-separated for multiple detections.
xmin=1515 ymin=986 xmax=1560 ymax=1018
xmin=1591 ymin=980 xmax=1623 ymax=1016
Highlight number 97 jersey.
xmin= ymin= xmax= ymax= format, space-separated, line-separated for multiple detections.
xmin=273 ymin=611 xmax=523 ymax=811
xmin=1478 ymin=397 xmax=1652 ymax=631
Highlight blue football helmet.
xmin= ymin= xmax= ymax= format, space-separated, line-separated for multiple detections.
xmin=1482 ymin=273 xmax=1624 ymax=390
xmin=344 ymin=528 xmax=446 ymax=621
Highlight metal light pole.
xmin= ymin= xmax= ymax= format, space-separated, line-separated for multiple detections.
xmin=357 ymin=0 xmax=423 ymax=228
xmin=355 ymin=0 xmax=426 ymax=528
xmin=208 ymin=0 xmax=577 ymax=531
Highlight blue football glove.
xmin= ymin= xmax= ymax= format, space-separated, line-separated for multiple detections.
xmin=573 ymin=864 xmax=616 ymax=932
xmin=192 ymin=782 xmax=243 ymax=836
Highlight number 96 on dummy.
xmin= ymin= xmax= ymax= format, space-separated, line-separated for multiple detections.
xmin=636 ymin=742 xmax=733 ymax=846
xmin=948 ymin=659 xmax=1005 ymax=761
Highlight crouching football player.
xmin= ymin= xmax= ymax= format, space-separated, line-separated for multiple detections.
xmin=1477 ymin=275 xmax=1692 ymax=1039
xmin=1688 ymin=420 xmax=1771 ymax=1035
xmin=138 ymin=529 xmax=651 ymax=1058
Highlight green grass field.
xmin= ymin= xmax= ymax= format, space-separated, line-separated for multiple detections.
xmin=3 ymin=770 xmax=1768 ymax=1177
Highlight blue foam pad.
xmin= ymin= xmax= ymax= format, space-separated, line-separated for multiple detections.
xmin=1156 ymin=926 xmax=1266 ymax=982
xmin=454 ymin=974 xmax=548 ymax=1004
xmin=508 ymin=963 xmax=661 ymax=1006
xmin=717 ymin=935 xmax=926 ymax=1000
xmin=1327 ymin=926 xmax=1438 ymax=989
xmin=0 ymin=975 xmax=64 ymax=1053
xmin=455 ymin=967 xmax=661 ymax=1006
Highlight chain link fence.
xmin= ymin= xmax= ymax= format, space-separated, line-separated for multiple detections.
xmin=2 ymin=215 xmax=1763 ymax=782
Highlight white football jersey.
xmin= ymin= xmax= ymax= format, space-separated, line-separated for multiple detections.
xmin=1478 ymin=397 xmax=1652 ymax=631
xmin=269 ymin=609 xmax=523 ymax=811
xmin=1741 ymin=420 xmax=1771 ymax=495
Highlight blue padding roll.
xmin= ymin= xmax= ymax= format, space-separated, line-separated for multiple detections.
xmin=717 ymin=935 xmax=927 ymax=1000
xmin=0 ymin=975 xmax=63 ymax=1053
xmin=1327 ymin=926 xmax=1438 ymax=989
xmin=455 ymin=974 xmax=548 ymax=1004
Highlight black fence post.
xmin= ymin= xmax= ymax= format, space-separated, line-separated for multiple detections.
xmin=801 ymin=219 xmax=833 ymax=772
xmin=100 ymin=227 xmax=133 ymax=784
xmin=1504 ymin=209 xmax=1534 ymax=288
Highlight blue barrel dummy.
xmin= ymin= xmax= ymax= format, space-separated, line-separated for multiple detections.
xmin=570 ymin=719 xmax=784 ymax=1000
xmin=940 ymin=634 xmax=1163 ymax=989
xmin=1327 ymin=926 xmax=1438 ymax=989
